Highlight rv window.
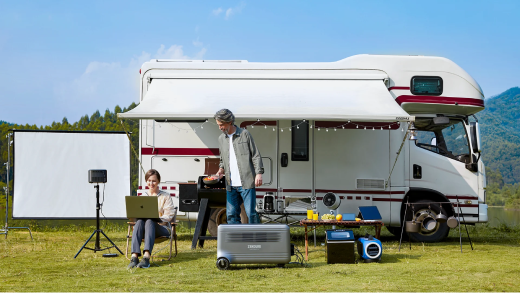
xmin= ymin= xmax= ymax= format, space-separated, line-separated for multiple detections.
xmin=411 ymin=76 xmax=443 ymax=96
xmin=291 ymin=120 xmax=309 ymax=161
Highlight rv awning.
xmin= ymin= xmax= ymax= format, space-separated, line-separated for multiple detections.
xmin=118 ymin=79 xmax=414 ymax=122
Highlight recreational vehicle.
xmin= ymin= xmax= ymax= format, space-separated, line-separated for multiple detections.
xmin=118 ymin=54 xmax=487 ymax=242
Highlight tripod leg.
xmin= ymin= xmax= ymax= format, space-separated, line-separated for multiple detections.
xmin=74 ymin=230 xmax=98 ymax=258
xmin=99 ymin=230 xmax=124 ymax=255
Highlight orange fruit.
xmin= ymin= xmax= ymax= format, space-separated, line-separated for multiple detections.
xmin=336 ymin=214 xmax=343 ymax=221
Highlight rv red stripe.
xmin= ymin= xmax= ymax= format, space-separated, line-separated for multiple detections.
xmin=395 ymin=95 xmax=484 ymax=107
xmin=315 ymin=189 xmax=405 ymax=195
xmin=141 ymin=148 xmax=220 ymax=156
xmin=388 ymin=86 xmax=410 ymax=91
xmin=373 ymin=198 xmax=403 ymax=202
xmin=446 ymin=195 xmax=478 ymax=200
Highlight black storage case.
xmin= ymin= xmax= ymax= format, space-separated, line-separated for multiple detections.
xmin=326 ymin=229 xmax=356 ymax=264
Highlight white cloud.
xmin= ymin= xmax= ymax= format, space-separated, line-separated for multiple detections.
xmin=212 ymin=8 xmax=223 ymax=16
xmin=53 ymin=44 xmax=207 ymax=122
xmin=213 ymin=2 xmax=245 ymax=20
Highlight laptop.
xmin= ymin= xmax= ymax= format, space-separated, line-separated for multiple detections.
xmin=125 ymin=196 xmax=160 ymax=220
xmin=357 ymin=206 xmax=382 ymax=221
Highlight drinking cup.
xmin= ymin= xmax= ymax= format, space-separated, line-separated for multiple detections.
xmin=307 ymin=210 xmax=314 ymax=220
xmin=313 ymin=213 xmax=319 ymax=221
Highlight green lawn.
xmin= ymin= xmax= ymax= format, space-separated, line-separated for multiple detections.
xmin=0 ymin=224 xmax=519 ymax=292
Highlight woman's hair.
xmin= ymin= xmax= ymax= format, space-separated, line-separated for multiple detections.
xmin=214 ymin=108 xmax=235 ymax=124
xmin=145 ymin=169 xmax=161 ymax=182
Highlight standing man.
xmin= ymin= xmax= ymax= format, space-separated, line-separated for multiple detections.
xmin=214 ymin=109 xmax=263 ymax=224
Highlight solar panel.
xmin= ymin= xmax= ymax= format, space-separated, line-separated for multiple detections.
xmin=358 ymin=206 xmax=382 ymax=221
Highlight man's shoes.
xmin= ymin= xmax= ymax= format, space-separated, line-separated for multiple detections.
xmin=127 ymin=256 xmax=139 ymax=269
xmin=137 ymin=257 xmax=150 ymax=268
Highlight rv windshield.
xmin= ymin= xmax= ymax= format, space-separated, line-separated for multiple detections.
xmin=414 ymin=118 xmax=471 ymax=163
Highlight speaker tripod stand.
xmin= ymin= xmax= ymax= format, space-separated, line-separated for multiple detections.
xmin=74 ymin=184 xmax=123 ymax=258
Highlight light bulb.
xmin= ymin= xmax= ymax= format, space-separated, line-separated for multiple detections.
xmin=381 ymin=127 xmax=383 ymax=130
xmin=265 ymin=125 xmax=267 ymax=129
xmin=273 ymin=128 xmax=275 ymax=131
xmin=348 ymin=120 xmax=351 ymax=123
xmin=281 ymin=129 xmax=284 ymax=132
xmin=297 ymin=126 xmax=299 ymax=129
xmin=334 ymin=128 xmax=336 ymax=131
xmin=289 ymin=128 xmax=291 ymax=131
xmin=372 ymin=127 xmax=375 ymax=131
xmin=342 ymin=126 xmax=344 ymax=129
xmin=303 ymin=119 xmax=306 ymax=122
xmin=310 ymin=125 xmax=313 ymax=129
xmin=318 ymin=128 xmax=320 ymax=131
xmin=356 ymin=125 xmax=359 ymax=129
xmin=389 ymin=125 xmax=391 ymax=129
xmin=364 ymin=127 xmax=366 ymax=130
xmin=251 ymin=125 xmax=254 ymax=128
xmin=326 ymin=128 xmax=328 ymax=132
xmin=201 ymin=126 xmax=203 ymax=129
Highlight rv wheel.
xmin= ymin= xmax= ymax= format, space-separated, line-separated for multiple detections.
xmin=208 ymin=205 xmax=249 ymax=237
xmin=216 ymin=257 xmax=230 ymax=270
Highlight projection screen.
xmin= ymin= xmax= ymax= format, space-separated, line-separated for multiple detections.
xmin=13 ymin=130 xmax=130 ymax=219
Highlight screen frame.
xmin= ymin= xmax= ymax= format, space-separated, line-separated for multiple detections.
xmin=11 ymin=129 xmax=131 ymax=220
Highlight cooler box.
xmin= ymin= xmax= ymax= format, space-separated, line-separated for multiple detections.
xmin=326 ymin=229 xmax=355 ymax=264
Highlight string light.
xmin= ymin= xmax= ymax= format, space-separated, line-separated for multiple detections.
xmin=326 ymin=128 xmax=328 ymax=132
xmin=334 ymin=128 xmax=336 ymax=131
xmin=356 ymin=125 xmax=359 ymax=129
xmin=372 ymin=127 xmax=375 ymax=131
xmin=289 ymin=128 xmax=291 ymax=131
xmin=380 ymin=127 xmax=383 ymax=130
xmin=364 ymin=127 xmax=366 ymax=130
xmin=265 ymin=125 xmax=267 ymax=129
xmin=318 ymin=128 xmax=320 ymax=131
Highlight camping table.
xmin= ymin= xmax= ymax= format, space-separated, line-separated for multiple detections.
xmin=299 ymin=219 xmax=384 ymax=261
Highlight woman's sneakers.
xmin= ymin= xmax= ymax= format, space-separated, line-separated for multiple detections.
xmin=127 ymin=256 xmax=139 ymax=269
xmin=137 ymin=257 xmax=150 ymax=268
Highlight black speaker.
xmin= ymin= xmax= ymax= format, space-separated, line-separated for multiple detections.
xmin=179 ymin=183 xmax=198 ymax=212
xmin=88 ymin=169 xmax=107 ymax=183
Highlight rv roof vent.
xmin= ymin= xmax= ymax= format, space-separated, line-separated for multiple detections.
xmin=356 ymin=179 xmax=385 ymax=190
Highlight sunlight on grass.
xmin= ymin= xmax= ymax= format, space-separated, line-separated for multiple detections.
xmin=0 ymin=224 xmax=519 ymax=291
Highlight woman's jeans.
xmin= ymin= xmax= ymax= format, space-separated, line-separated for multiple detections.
xmin=131 ymin=219 xmax=170 ymax=256
xmin=226 ymin=186 xmax=260 ymax=224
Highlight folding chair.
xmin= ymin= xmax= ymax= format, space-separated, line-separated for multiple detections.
xmin=125 ymin=207 xmax=178 ymax=261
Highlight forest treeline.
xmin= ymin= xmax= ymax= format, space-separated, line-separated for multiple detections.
xmin=0 ymin=103 xmax=140 ymax=201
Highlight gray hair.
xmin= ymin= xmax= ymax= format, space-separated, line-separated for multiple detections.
xmin=214 ymin=109 xmax=235 ymax=123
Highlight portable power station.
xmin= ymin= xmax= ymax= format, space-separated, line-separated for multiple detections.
xmin=326 ymin=229 xmax=355 ymax=264
xmin=357 ymin=234 xmax=382 ymax=262
xmin=216 ymin=224 xmax=291 ymax=270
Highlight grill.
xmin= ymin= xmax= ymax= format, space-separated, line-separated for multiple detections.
xmin=196 ymin=176 xmax=227 ymax=208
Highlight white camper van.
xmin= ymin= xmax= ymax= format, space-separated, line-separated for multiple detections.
xmin=118 ymin=54 xmax=487 ymax=242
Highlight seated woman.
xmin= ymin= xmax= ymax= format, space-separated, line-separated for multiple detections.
xmin=128 ymin=169 xmax=176 ymax=269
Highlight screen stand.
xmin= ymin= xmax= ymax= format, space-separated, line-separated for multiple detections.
xmin=74 ymin=184 xmax=123 ymax=258
xmin=1 ymin=132 xmax=33 ymax=240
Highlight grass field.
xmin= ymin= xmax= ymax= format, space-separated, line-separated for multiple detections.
xmin=1 ymin=223 xmax=519 ymax=292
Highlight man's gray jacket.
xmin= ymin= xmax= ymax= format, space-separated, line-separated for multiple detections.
xmin=218 ymin=126 xmax=264 ymax=191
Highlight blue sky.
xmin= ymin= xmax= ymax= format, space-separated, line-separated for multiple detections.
xmin=1 ymin=0 xmax=519 ymax=125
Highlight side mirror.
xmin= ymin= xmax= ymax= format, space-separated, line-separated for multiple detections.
xmin=469 ymin=122 xmax=481 ymax=153
xmin=433 ymin=117 xmax=450 ymax=125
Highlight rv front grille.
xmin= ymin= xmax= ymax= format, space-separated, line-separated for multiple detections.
xmin=227 ymin=232 xmax=281 ymax=242
xmin=357 ymin=179 xmax=385 ymax=190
